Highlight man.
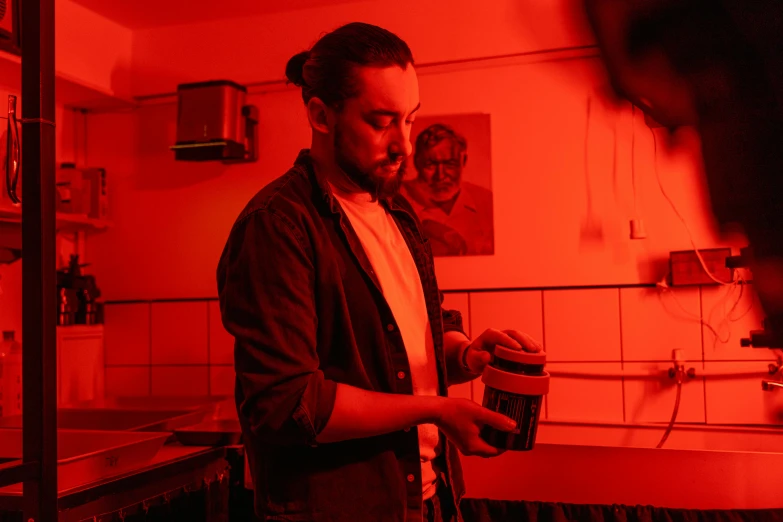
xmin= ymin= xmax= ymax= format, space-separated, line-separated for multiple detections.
xmin=217 ymin=22 xmax=541 ymax=522
xmin=401 ymin=124 xmax=494 ymax=256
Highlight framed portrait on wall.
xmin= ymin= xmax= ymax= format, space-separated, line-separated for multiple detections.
xmin=401 ymin=113 xmax=494 ymax=257
xmin=0 ymin=0 xmax=21 ymax=56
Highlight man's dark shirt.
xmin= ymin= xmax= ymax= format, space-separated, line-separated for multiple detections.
xmin=216 ymin=150 xmax=469 ymax=522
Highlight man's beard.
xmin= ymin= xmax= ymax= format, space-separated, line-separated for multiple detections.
xmin=334 ymin=126 xmax=407 ymax=202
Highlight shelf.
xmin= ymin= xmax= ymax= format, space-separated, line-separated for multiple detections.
xmin=0 ymin=205 xmax=112 ymax=233
xmin=0 ymin=49 xmax=136 ymax=112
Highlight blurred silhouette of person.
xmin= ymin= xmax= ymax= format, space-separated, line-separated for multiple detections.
xmin=584 ymin=0 xmax=783 ymax=347
xmin=401 ymin=123 xmax=495 ymax=256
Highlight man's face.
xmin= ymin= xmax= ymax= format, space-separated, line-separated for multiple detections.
xmin=331 ymin=65 xmax=420 ymax=200
xmin=415 ymin=139 xmax=464 ymax=202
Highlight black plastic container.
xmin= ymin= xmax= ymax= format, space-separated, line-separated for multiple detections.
xmin=480 ymin=346 xmax=549 ymax=451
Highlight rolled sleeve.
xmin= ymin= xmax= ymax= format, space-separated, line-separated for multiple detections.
xmin=217 ymin=208 xmax=337 ymax=447
xmin=439 ymin=290 xmax=466 ymax=335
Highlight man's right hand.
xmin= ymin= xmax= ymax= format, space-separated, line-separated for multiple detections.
xmin=434 ymin=398 xmax=516 ymax=458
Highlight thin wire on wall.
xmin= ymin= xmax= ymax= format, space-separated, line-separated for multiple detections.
xmin=649 ymin=126 xmax=752 ymax=350
xmin=631 ymin=104 xmax=637 ymax=215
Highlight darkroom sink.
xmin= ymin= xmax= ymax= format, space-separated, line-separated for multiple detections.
xmin=67 ymin=395 xmax=230 ymax=412
xmin=0 ymin=408 xmax=207 ymax=432
xmin=0 ymin=429 xmax=170 ymax=493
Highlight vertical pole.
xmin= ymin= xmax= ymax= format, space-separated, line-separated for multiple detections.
xmin=20 ymin=0 xmax=58 ymax=519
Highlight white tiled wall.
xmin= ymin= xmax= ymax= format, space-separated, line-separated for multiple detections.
xmin=208 ymin=300 xmax=234 ymax=365
xmin=620 ymin=287 xmax=702 ymax=362
xmin=543 ymin=289 xmax=621 ymax=362
xmin=622 ymin=362 xmax=706 ymax=424
xmin=547 ymin=362 xmax=626 ymax=422
xmin=704 ymin=362 xmax=783 ymax=424
xmin=151 ymin=302 xmax=208 ymax=365
xmin=701 ymin=285 xmax=769 ymax=361
xmin=151 ymin=365 xmax=210 ymax=396
xmin=104 ymin=300 xmax=233 ymax=398
xmin=443 ymin=284 xmax=780 ymax=427
xmin=469 ymin=290 xmax=543 ymax=404
xmin=104 ymin=303 xmax=150 ymax=366
xmin=103 ymin=283 xmax=782 ymax=427
xmin=105 ymin=366 xmax=150 ymax=397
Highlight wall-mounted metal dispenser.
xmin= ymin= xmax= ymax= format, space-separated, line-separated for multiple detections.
xmin=170 ymin=80 xmax=258 ymax=163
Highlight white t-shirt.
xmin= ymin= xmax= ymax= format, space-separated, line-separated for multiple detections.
xmin=330 ymin=184 xmax=442 ymax=500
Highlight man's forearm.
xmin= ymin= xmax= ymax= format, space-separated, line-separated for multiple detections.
xmin=444 ymin=330 xmax=478 ymax=386
xmin=315 ymin=384 xmax=446 ymax=444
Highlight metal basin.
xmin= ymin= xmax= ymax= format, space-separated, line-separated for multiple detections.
xmin=0 ymin=408 xmax=207 ymax=432
xmin=67 ymin=395 xmax=230 ymax=412
xmin=173 ymin=419 xmax=242 ymax=446
xmin=0 ymin=429 xmax=169 ymax=494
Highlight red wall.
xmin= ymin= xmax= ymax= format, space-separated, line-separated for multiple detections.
xmin=82 ymin=0 xmax=779 ymax=422
xmin=0 ymin=0 xmax=132 ymax=340
xmin=0 ymin=97 xmax=81 ymax=341
xmin=3 ymin=0 xmax=781 ymax=507
xmin=86 ymin=57 xmax=742 ymax=298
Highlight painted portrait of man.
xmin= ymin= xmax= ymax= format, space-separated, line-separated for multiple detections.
xmin=401 ymin=117 xmax=495 ymax=256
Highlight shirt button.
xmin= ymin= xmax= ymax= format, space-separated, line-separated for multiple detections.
xmin=407 ymin=474 xmax=415 ymax=483
xmin=386 ymin=324 xmax=395 ymax=332
xmin=397 ymin=371 xmax=405 ymax=380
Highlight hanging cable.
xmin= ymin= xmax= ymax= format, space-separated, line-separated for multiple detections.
xmin=5 ymin=96 xmax=21 ymax=205
xmin=650 ymin=124 xmax=754 ymax=353
xmin=656 ymin=377 xmax=682 ymax=448
xmin=584 ymin=96 xmax=593 ymax=214
xmin=651 ymin=126 xmax=732 ymax=286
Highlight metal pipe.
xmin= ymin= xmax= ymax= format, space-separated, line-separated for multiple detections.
xmin=540 ymin=418 xmax=783 ymax=433
xmin=21 ymin=0 xmax=58 ymax=519
xmin=131 ymin=45 xmax=600 ymax=105
xmin=548 ymin=367 xmax=777 ymax=380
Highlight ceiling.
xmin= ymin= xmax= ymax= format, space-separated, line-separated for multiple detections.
xmin=69 ymin=0 xmax=364 ymax=29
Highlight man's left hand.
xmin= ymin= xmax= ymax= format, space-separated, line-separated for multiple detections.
xmin=463 ymin=329 xmax=543 ymax=375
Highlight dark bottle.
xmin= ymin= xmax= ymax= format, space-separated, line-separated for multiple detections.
xmin=479 ymin=346 xmax=549 ymax=451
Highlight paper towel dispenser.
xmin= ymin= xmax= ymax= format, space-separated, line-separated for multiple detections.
xmin=170 ymin=80 xmax=259 ymax=163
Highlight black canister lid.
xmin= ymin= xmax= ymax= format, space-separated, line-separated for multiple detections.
xmin=494 ymin=345 xmax=546 ymax=365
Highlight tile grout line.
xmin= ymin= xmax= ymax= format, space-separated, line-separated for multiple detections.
xmin=541 ymin=290 xmax=548 ymax=420
xmin=106 ymin=363 xmax=232 ymax=368
xmin=618 ymin=288 xmax=626 ymax=423
xmin=467 ymin=292 xmax=473 ymax=403
xmin=206 ymin=301 xmax=211 ymax=396
xmin=148 ymin=302 xmax=153 ymax=396
xmin=700 ymin=286 xmax=708 ymax=423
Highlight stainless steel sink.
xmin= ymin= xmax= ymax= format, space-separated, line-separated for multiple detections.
xmin=0 ymin=429 xmax=169 ymax=494
xmin=0 ymin=408 xmax=207 ymax=432
xmin=67 ymin=395 xmax=231 ymax=412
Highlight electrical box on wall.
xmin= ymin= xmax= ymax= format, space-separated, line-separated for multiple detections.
xmin=170 ymin=80 xmax=259 ymax=163
xmin=669 ymin=248 xmax=733 ymax=286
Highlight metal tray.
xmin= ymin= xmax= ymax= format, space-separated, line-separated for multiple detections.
xmin=67 ymin=395 xmax=230 ymax=412
xmin=0 ymin=429 xmax=169 ymax=494
xmin=0 ymin=408 xmax=208 ymax=432
xmin=173 ymin=419 xmax=242 ymax=446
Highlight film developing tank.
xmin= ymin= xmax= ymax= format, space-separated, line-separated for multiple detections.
xmin=480 ymin=346 xmax=549 ymax=451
